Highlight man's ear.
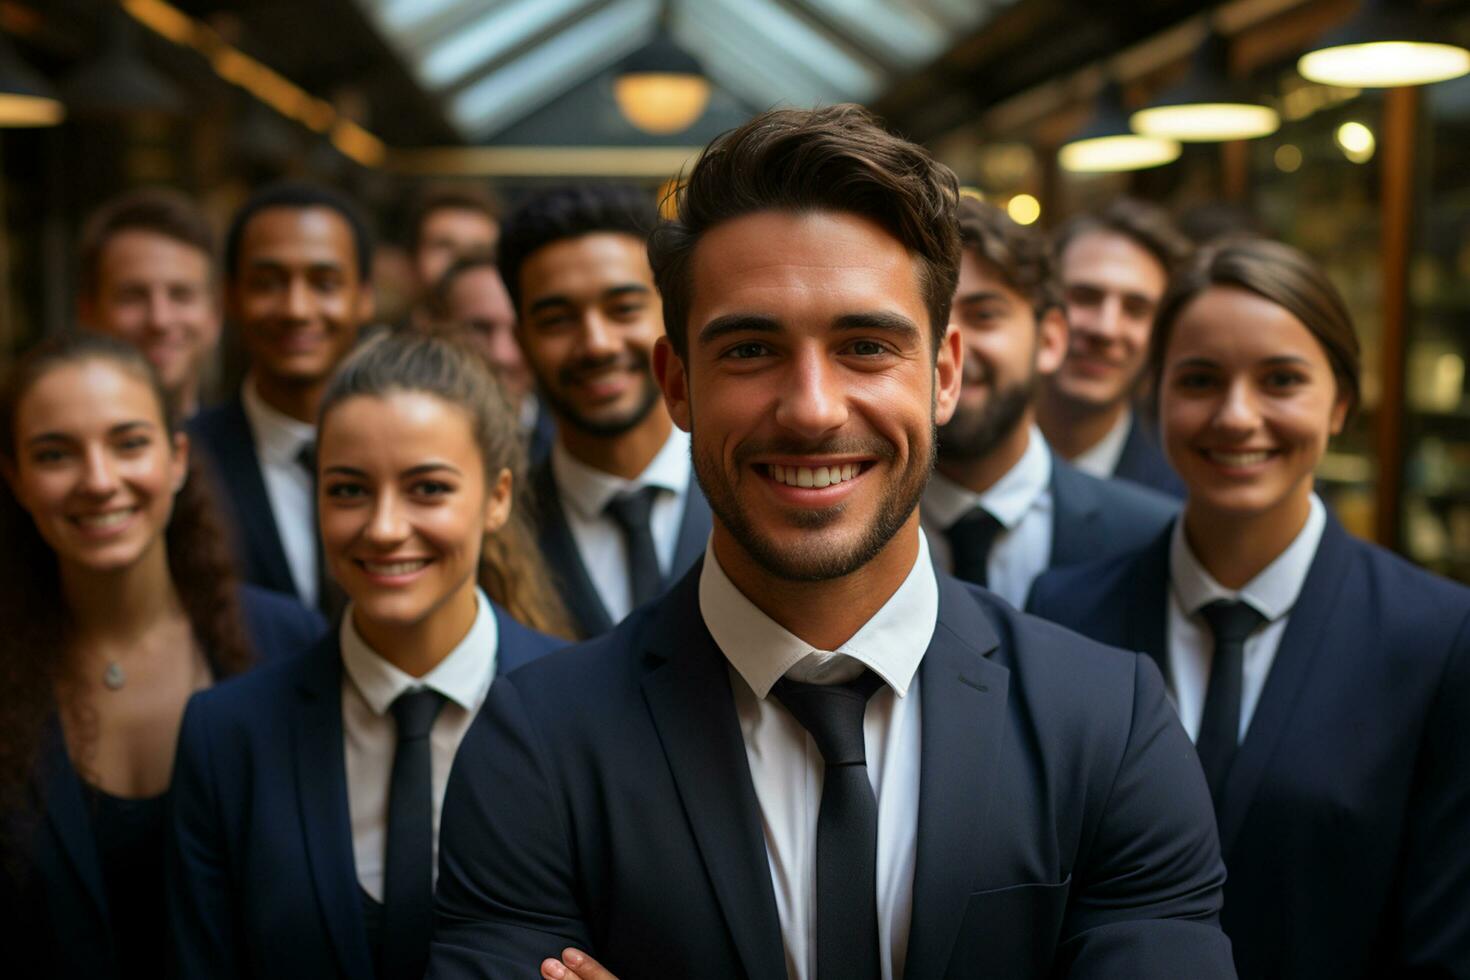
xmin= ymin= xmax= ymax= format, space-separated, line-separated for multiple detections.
xmin=933 ymin=323 xmax=963 ymax=426
xmin=1036 ymin=306 xmax=1070 ymax=376
xmin=653 ymin=336 xmax=691 ymax=432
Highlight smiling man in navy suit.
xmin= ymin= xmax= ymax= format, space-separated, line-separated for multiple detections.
xmin=430 ymin=106 xmax=1234 ymax=980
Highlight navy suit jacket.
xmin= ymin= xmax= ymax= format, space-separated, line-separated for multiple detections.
xmin=167 ymin=604 xmax=563 ymax=980
xmin=188 ymin=395 xmax=300 ymax=602
xmin=428 ymin=562 xmax=1236 ymax=979
xmin=0 ymin=587 xmax=324 ymax=980
xmin=1047 ymin=453 xmax=1175 ymax=572
xmin=1028 ymin=517 xmax=1470 ymax=979
xmin=1113 ymin=414 xmax=1186 ymax=498
xmin=526 ymin=401 xmax=556 ymax=468
xmin=529 ymin=457 xmax=711 ymax=638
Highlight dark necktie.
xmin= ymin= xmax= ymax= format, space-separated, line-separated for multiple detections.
xmin=772 ymin=670 xmax=885 ymax=980
xmin=947 ymin=507 xmax=1005 ymax=587
xmin=1195 ymin=600 xmax=1266 ymax=808
xmin=382 ymin=688 xmax=447 ymax=980
xmin=296 ymin=442 xmax=346 ymax=620
xmin=605 ymin=486 xmax=664 ymax=608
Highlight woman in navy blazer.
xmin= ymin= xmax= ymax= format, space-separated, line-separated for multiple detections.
xmin=1029 ymin=238 xmax=1470 ymax=979
xmin=0 ymin=334 xmax=325 ymax=980
xmin=168 ymin=329 xmax=568 ymax=980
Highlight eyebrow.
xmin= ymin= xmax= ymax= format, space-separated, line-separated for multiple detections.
xmin=953 ymin=289 xmax=1011 ymax=306
xmin=697 ymin=310 xmax=922 ymax=347
xmin=25 ymin=420 xmax=155 ymax=448
xmin=526 ymin=282 xmax=651 ymax=317
xmin=245 ymin=258 xmax=346 ymax=274
xmin=322 ymin=462 xmax=463 ymax=478
xmin=1172 ymin=354 xmax=1314 ymax=370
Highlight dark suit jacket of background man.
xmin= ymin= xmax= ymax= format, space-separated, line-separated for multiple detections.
xmin=427 ymin=564 xmax=1238 ymax=979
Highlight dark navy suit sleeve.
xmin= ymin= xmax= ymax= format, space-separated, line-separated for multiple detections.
xmin=168 ymin=690 xmax=245 ymax=980
xmin=238 ymin=584 xmax=327 ymax=664
xmin=429 ymin=675 xmax=593 ymax=978
xmin=1396 ymin=609 xmax=1470 ymax=973
xmin=1059 ymin=653 xmax=1235 ymax=977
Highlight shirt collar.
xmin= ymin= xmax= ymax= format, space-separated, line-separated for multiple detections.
xmin=699 ymin=532 xmax=938 ymax=700
xmin=923 ymin=425 xmax=1053 ymax=531
xmin=1071 ymin=406 xmax=1133 ymax=478
xmin=1169 ymin=494 xmax=1327 ymax=622
xmin=240 ymin=375 xmax=316 ymax=469
xmin=339 ymin=588 xmax=500 ymax=715
xmin=549 ymin=426 xmax=692 ymax=522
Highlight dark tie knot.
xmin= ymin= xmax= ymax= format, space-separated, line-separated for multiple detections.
xmin=772 ymin=670 xmax=884 ymax=767
xmin=390 ymin=689 xmax=446 ymax=742
xmin=296 ymin=441 xmax=317 ymax=476
xmin=946 ymin=507 xmax=1004 ymax=587
xmin=1199 ymin=600 xmax=1265 ymax=646
xmin=605 ymin=486 xmax=661 ymax=531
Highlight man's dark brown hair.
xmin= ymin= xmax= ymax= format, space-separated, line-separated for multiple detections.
xmin=407 ymin=182 xmax=500 ymax=255
xmin=1052 ymin=197 xmax=1191 ymax=278
xmin=649 ymin=103 xmax=961 ymax=361
xmin=78 ymin=187 xmax=216 ymax=298
xmin=957 ymin=196 xmax=1060 ymax=317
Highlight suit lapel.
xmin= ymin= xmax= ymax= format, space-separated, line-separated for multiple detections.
xmin=37 ymin=721 xmax=109 ymax=940
xmin=1217 ymin=516 xmax=1354 ymax=857
xmin=671 ymin=477 xmax=712 ymax=577
xmin=212 ymin=399 xmax=295 ymax=597
xmin=290 ymin=637 xmax=375 ymax=980
xmin=903 ymin=576 xmax=1010 ymax=980
xmin=531 ymin=461 xmax=614 ymax=637
xmin=1124 ymin=526 xmax=1173 ymax=683
xmin=640 ymin=569 xmax=788 ymax=980
xmin=1048 ymin=456 xmax=1102 ymax=568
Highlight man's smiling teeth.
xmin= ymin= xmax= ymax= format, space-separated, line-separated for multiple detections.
xmin=768 ymin=463 xmax=859 ymax=488
xmin=363 ymin=559 xmax=430 ymax=575
xmin=1206 ymin=449 xmax=1272 ymax=466
xmin=74 ymin=509 xmax=135 ymax=529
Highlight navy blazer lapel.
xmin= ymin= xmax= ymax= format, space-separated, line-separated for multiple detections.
xmin=1217 ymin=516 xmax=1355 ymax=857
xmin=36 ymin=722 xmax=108 ymax=936
xmin=904 ymin=576 xmax=1010 ymax=980
xmin=1125 ymin=526 xmax=1173 ymax=683
xmin=639 ymin=568 xmax=788 ymax=980
xmin=671 ymin=477 xmax=712 ymax=576
xmin=290 ymin=636 xmax=375 ymax=980
xmin=530 ymin=461 xmax=614 ymax=637
xmin=1048 ymin=456 xmax=1103 ymax=568
xmin=205 ymin=399 xmax=295 ymax=596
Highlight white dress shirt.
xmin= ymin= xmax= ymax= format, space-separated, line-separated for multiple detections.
xmin=922 ymin=425 xmax=1054 ymax=608
xmin=1070 ymin=406 xmax=1133 ymax=479
xmin=549 ymin=426 xmax=692 ymax=622
xmin=240 ymin=377 xmax=319 ymax=607
xmin=1166 ymin=495 xmax=1326 ymax=742
xmin=340 ymin=589 xmax=499 ymax=900
xmin=699 ymin=535 xmax=938 ymax=980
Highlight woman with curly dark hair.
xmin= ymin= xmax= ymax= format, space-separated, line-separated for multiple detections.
xmin=169 ymin=328 xmax=567 ymax=980
xmin=0 ymin=333 xmax=325 ymax=980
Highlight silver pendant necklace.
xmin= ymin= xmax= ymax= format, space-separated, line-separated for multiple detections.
xmin=103 ymin=661 xmax=126 ymax=690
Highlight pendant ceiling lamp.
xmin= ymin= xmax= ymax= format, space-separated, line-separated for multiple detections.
xmin=1298 ymin=0 xmax=1470 ymax=88
xmin=62 ymin=11 xmax=185 ymax=115
xmin=613 ymin=2 xmax=709 ymax=135
xmin=1131 ymin=33 xmax=1279 ymax=142
xmin=0 ymin=30 xmax=65 ymax=127
xmin=1060 ymin=83 xmax=1181 ymax=173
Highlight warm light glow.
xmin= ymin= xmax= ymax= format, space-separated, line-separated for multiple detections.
xmin=123 ymin=0 xmax=196 ymax=45
xmin=1275 ymin=143 xmax=1303 ymax=173
xmin=1299 ymin=41 xmax=1470 ymax=88
xmin=331 ymin=120 xmax=387 ymax=168
xmin=1335 ymin=121 xmax=1376 ymax=163
xmin=1130 ymin=103 xmax=1280 ymax=142
xmin=958 ymin=185 xmax=985 ymax=202
xmin=1007 ymin=194 xmax=1041 ymax=225
xmin=0 ymin=92 xmax=64 ymax=126
xmin=1059 ymin=134 xmax=1181 ymax=173
xmin=613 ymin=73 xmax=710 ymax=135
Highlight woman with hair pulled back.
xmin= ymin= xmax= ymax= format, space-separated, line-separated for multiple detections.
xmin=0 ymin=333 xmax=324 ymax=979
xmin=1030 ymin=237 xmax=1470 ymax=978
xmin=169 ymin=327 xmax=568 ymax=980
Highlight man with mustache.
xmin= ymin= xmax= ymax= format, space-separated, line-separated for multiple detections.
xmin=1037 ymin=198 xmax=1190 ymax=497
xmin=430 ymin=106 xmax=1233 ymax=979
xmin=923 ymin=197 xmax=1176 ymax=609
xmin=499 ymin=185 xmax=710 ymax=636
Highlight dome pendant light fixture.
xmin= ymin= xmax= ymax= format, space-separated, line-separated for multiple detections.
xmin=1061 ymin=83 xmax=1181 ymax=173
xmin=613 ymin=2 xmax=709 ymax=135
xmin=1131 ymin=33 xmax=1280 ymax=142
xmin=0 ymin=30 xmax=65 ymax=127
xmin=1298 ymin=0 xmax=1470 ymax=88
